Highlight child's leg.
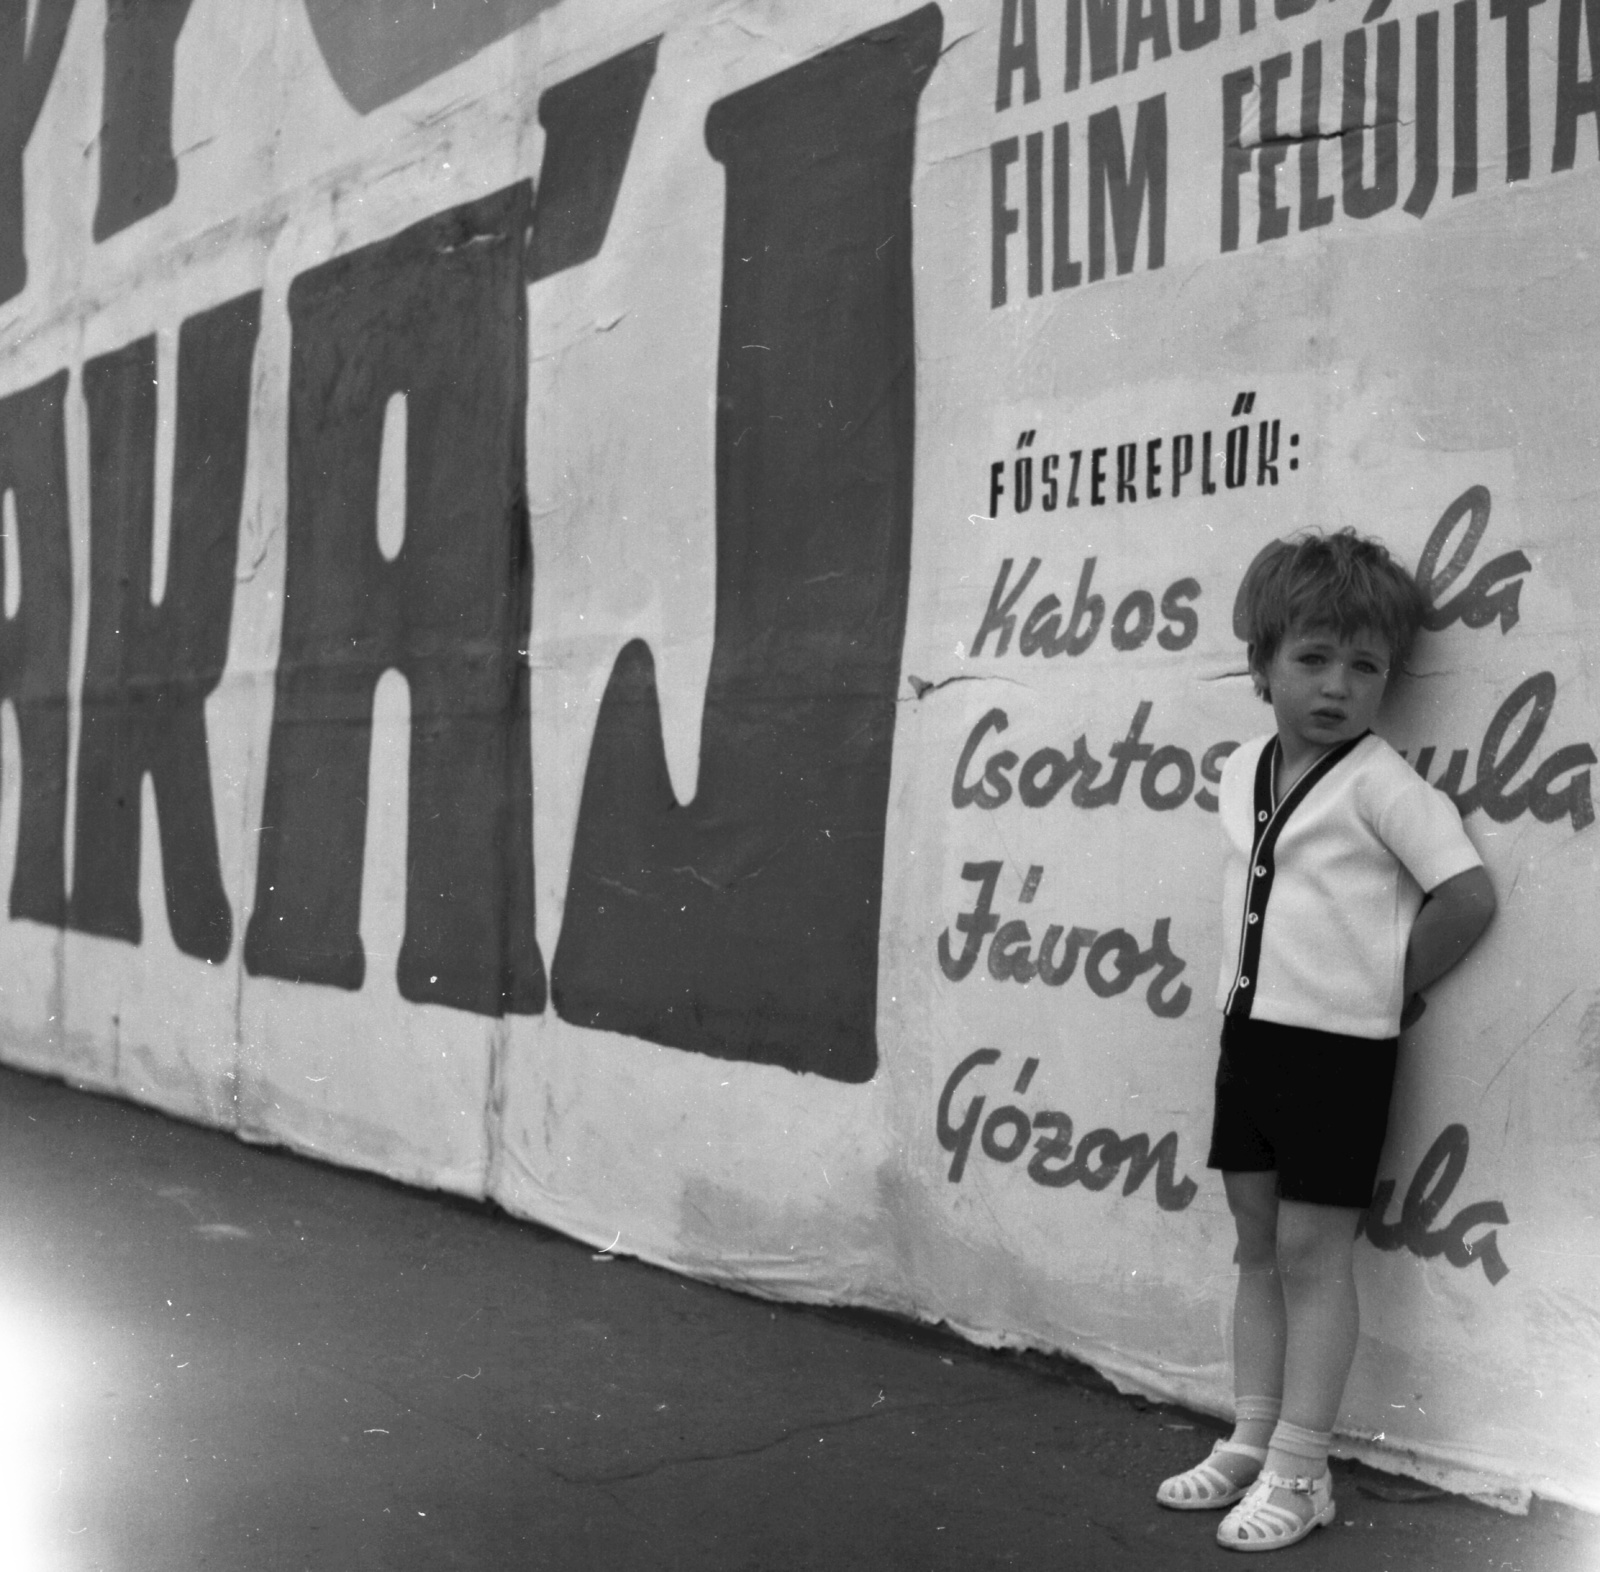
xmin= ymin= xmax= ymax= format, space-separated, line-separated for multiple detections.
xmin=1225 ymin=1169 xmax=1286 ymax=1439
xmin=1215 ymin=1026 xmax=1389 ymax=1547
xmin=1268 ymin=1198 xmax=1362 ymax=1471
xmin=1157 ymin=1171 xmax=1283 ymax=1507
xmin=1217 ymin=1199 xmax=1361 ymax=1546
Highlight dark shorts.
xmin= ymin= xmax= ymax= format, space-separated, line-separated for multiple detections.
xmin=1206 ymin=1016 xmax=1399 ymax=1209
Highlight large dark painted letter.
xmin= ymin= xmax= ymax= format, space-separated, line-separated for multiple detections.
xmin=0 ymin=0 xmax=77 ymax=304
xmin=94 ymin=0 xmax=197 ymax=240
xmin=551 ymin=6 xmax=943 ymax=1082
xmin=70 ymin=294 xmax=259 ymax=960
xmin=0 ymin=373 xmax=73 ymax=923
xmin=526 ymin=38 xmax=658 ymax=283
xmin=243 ymin=41 xmax=656 ymax=1016
xmin=244 ymin=186 xmax=540 ymax=1012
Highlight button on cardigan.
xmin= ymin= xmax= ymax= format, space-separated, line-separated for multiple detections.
xmin=1215 ymin=732 xmax=1483 ymax=1039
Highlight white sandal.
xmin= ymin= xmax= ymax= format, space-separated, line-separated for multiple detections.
xmin=1155 ymin=1440 xmax=1267 ymax=1510
xmin=1216 ymin=1469 xmax=1336 ymax=1551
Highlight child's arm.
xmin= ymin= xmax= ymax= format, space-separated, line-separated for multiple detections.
xmin=1401 ymin=866 xmax=1497 ymax=1025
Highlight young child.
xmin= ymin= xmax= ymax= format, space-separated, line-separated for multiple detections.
xmin=1155 ymin=530 xmax=1496 ymax=1552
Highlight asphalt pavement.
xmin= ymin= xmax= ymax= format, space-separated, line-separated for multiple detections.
xmin=0 ymin=1064 xmax=1591 ymax=1571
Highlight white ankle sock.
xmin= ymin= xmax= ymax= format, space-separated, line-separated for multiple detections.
xmin=1267 ymin=1419 xmax=1332 ymax=1477
xmin=1234 ymin=1395 xmax=1282 ymax=1426
xmin=1231 ymin=1394 xmax=1281 ymax=1450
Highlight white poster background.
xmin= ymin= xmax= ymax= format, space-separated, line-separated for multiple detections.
xmin=0 ymin=0 xmax=1593 ymax=1511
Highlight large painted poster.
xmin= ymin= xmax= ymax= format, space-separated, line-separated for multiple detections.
xmin=0 ymin=0 xmax=1595 ymax=1512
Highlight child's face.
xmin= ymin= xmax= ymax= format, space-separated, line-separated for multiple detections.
xmin=1260 ymin=625 xmax=1391 ymax=757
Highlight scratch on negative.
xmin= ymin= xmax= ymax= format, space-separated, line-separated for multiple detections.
xmin=1482 ymin=987 xmax=1575 ymax=1097
xmin=437 ymin=233 xmax=500 ymax=255
xmin=669 ymin=865 xmax=724 ymax=892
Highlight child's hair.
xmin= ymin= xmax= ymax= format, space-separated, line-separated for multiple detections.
xmin=1239 ymin=528 xmax=1426 ymax=701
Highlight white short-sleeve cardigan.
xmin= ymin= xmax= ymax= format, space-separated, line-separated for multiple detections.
xmin=1214 ymin=731 xmax=1483 ymax=1039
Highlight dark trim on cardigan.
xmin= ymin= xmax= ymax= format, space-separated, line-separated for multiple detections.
xmin=1223 ymin=732 xmax=1371 ymax=1019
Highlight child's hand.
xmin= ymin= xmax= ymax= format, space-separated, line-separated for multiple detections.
xmin=1400 ymin=992 xmax=1427 ymax=1030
